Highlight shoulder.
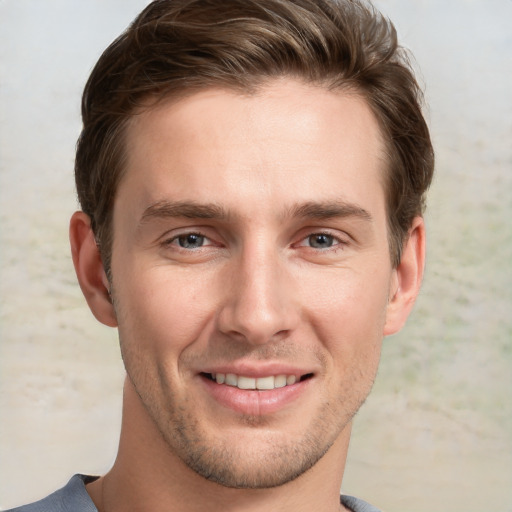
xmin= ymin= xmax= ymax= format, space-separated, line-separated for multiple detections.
xmin=341 ymin=494 xmax=383 ymax=512
xmin=4 ymin=475 xmax=98 ymax=512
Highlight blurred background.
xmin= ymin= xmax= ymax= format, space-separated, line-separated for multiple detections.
xmin=0 ymin=1 xmax=511 ymax=510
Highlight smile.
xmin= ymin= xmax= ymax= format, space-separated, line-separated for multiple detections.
xmin=200 ymin=371 xmax=315 ymax=415
xmin=204 ymin=373 xmax=313 ymax=390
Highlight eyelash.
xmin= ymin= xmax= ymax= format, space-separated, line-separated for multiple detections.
xmin=163 ymin=231 xmax=213 ymax=250
xmin=296 ymin=231 xmax=347 ymax=251
xmin=161 ymin=230 xmax=347 ymax=252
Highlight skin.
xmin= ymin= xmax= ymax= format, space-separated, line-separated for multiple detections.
xmin=70 ymin=79 xmax=425 ymax=512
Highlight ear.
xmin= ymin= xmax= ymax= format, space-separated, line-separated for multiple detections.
xmin=69 ymin=211 xmax=118 ymax=327
xmin=383 ymin=216 xmax=425 ymax=336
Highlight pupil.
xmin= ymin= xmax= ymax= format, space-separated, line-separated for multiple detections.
xmin=179 ymin=234 xmax=204 ymax=248
xmin=310 ymin=234 xmax=333 ymax=248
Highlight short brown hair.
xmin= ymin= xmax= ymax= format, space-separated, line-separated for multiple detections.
xmin=75 ymin=0 xmax=434 ymax=275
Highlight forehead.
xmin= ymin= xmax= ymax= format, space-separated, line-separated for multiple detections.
xmin=119 ymin=79 xmax=387 ymax=220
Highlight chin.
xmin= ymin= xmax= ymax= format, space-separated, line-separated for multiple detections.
xmin=156 ymin=402 xmax=346 ymax=490
xmin=178 ymin=438 xmax=332 ymax=489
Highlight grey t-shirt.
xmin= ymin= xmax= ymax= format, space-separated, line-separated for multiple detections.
xmin=5 ymin=474 xmax=382 ymax=512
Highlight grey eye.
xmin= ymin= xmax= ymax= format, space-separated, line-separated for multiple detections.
xmin=308 ymin=234 xmax=335 ymax=249
xmin=177 ymin=234 xmax=205 ymax=249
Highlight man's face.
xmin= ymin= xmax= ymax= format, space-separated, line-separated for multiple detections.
xmin=110 ymin=79 xmax=397 ymax=488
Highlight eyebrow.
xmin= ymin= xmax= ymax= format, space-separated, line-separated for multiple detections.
xmin=139 ymin=199 xmax=373 ymax=224
xmin=287 ymin=201 xmax=373 ymax=223
xmin=140 ymin=200 xmax=229 ymax=223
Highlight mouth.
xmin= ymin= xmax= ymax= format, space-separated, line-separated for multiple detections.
xmin=201 ymin=372 xmax=314 ymax=391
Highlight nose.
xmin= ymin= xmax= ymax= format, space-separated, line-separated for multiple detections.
xmin=217 ymin=244 xmax=300 ymax=345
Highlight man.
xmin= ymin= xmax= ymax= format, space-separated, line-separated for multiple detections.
xmin=8 ymin=0 xmax=433 ymax=511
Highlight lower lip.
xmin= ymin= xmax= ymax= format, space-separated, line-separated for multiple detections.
xmin=200 ymin=375 xmax=312 ymax=416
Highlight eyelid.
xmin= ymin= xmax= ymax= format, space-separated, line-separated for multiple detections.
xmin=294 ymin=229 xmax=349 ymax=248
xmin=157 ymin=226 xmax=350 ymax=251
xmin=157 ymin=226 xmax=214 ymax=246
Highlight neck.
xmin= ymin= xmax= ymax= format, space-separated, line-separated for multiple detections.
xmin=87 ymin=377 xmax=351 ymax=512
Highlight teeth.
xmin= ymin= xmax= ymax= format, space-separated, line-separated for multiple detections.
xmin=287 ymin=375 xmax=297 ymax=385
xmin=274 ymin=375 xmax=287 ymax=388
xmin=238 ymin=376 xmax=256 ymax=389
xmin=256 ymin=376 xmax=275 ymax=390
xmin=225 ymin=373 xmax=237 ymax=386
xmin=211 ymin=373 xmax=302 ymax=390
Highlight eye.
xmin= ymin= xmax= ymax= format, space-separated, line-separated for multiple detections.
xmin=294 ymin=230 xmax=350 ymax=255
xmin=167 ymin=232 xmax=210 ymax=249
xmin=306 ymin=233 xmax=336 ymax=249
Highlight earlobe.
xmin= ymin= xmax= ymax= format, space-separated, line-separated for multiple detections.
xmin=383 ymin=216 xmax=426 ymax=336
xmin=69 ymin=211 xmax=118 ymax=328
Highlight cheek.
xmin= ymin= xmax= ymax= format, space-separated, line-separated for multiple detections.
xmin=112 ymin=262 xmax=218 ymax=356
xmin=300 ymin=263 xmax=390 ymax=321
xmin=298 ymin=265 xmax=390 ymax=358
